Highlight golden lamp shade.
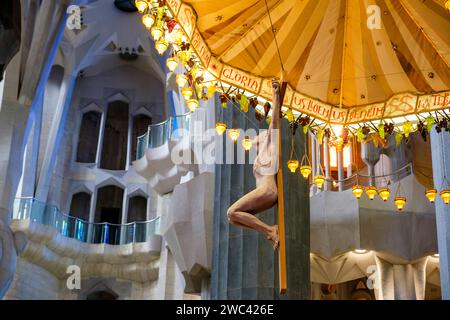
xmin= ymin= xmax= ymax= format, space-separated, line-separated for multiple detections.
xmin=176 ymin=74 xmax=188 ymax=87
xmin=135 ymin=0 xmax=148 ymax=13
xmin=228 ymin=129 xmax=240 ymax=142
xmin=166 ymin=57 xmax=178 ymax=72
xmin=181 ymin=87 xmax=193 ymax=100
xmin=394 ymin=196 xmax=407 ymax=211
xmin=287 ymin=160 xmax=299 ymax=173
xmin=151 ymin=26 xmax=164 ymax=41
xmin=215 ymin=122 xmax=226 ymax=135
xmin=365 ymin=186 xmax=378 ymax=200
xmin=314 ymin=175 xmax=325 ymax=189
xmin=142 ymin=14 xmax=155 ymax=29
xmin=300 ymin=165 xmax=312 ymax=180
xmin=378 ymin=188 xmax=390 ymax=202
xmin=155 ymin=39 xmax=168 ymax=55
xmin=186 ymin=99 xmax=198 ymax=112
xmin=441 ymin=189 xmax=450 ymax=205
xmin=352 ymin=185 xmax=364 ymax=199
xmin=242 ymin=136 xmax=252 ymax=151
xmin=425 ymin=189 xmax=437 ymax=203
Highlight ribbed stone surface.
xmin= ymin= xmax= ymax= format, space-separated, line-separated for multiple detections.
xmin=211 ymin=100 xmax=310 ymax=300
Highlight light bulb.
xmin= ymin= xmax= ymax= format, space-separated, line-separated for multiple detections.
xmin=242 ymin=136 xmax=252 ymax=151
xmin=300 ymin=165 xmax=312 ymax=179
xmin=425 ymin=189 xmax=437 ymax=203
xmin=166 ymin=57 xmax=178 ymax=72
xmin=215 ymin=122 xmax=226 ymax=135
xmin=142 ymin=14 xmax=155 ymax=29
xmin=314 ymin=175 xmax=325 ymax=189
xmin=186 ymin=99 xmax=198 ymax=112
xmin=394 ymin=196 xmax=406 ymax=211
xmin=151 ymin=26 xmax=164 ymax=41
xmin=287 ymin=160 xmax=299 ymax=173
xmin=155 ymin=39 xmax=168 ymax=55
xmin=181 ymin=87 xmax=193 ymax=100
xmin=176 ymin=74 xmax=188 ymax=87
xmin=352 ymin=185 xmax=364 ymax=199
xmin=378 ymin=188 xmax=390 ymax=202
xmin=135 ymin=0 xmax=148 ymax=13
xmin=228 ymin=129 xmax=240 ymax=142
xmin=440 ymin=189 xmax=450 ymax=205
xmin=365 ymin=186 xmax=378 ymax=200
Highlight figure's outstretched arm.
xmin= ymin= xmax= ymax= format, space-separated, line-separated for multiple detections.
xmin=270 ymin=78 xmax=282 ymax=130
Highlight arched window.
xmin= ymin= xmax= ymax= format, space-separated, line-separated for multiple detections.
xmin=76 ymin=111 xmax=101 ymax=163
xmin=127 ymin=196 xmax=147 ymax=222
xmin=94 ymin=185 xmax=124 ymax=244
xmin=100 ymin=101 xmax=129 ymax=170
xmin=68 ymin=192 xmax=91 ymax=240
xmin=131 ymin=114 xmax=152 ymax=161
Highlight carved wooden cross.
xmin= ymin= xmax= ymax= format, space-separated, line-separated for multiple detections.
xmin=277 ymin=81 xmax=288 ymax=295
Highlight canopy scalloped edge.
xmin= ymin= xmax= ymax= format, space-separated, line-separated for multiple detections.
xmin=165 ymin=0 xmax=449 ymax=125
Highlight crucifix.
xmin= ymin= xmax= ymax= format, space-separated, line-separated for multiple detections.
xmin=227 ymin=78 xmax=288 ymax=295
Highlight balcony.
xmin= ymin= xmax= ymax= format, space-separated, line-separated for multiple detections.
xmin=12 ymin=197 xmax=160 ymax=245
xmin=134 ymin=112 xmax=198 ymax=195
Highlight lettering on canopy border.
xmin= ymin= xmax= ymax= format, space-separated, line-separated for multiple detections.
xmin=166 ymin=0 xmax=181 ymax=15
xmin=220 ymin=66 xmax=261 ymax=93
xmin=329 ymin=108 xmax=348 ymax=124
xmin=291 ymin=92 xmax=331 ymax=121
xmin=191 ymin=28 xmax=211 ymax=66
xmin=177 ymin=3 xmax=196 ymax=39
xmin=416 ymin=92 xmax=450 ymax=112
xmin=346 ymin=103 xmax=384 ymax=124
xmin=383 ymin=93 xmax=417 ymax=118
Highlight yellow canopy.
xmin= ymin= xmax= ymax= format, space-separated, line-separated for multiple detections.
xmin=164 ymin=0 xmax=450 ymax=124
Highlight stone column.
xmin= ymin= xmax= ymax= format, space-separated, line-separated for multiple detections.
xmin=35 ymin=72 xmax=77 ymax=203
xmin=210 ymin=99 xmax=310 ymax=299
xmin=337 ymin=149 xmax=344 ymax=191
xmin=323 ymin=136 xmax=330 ymax=191
xmin=361 ymin=142 xmax=381 ymax=186
xmin=430 ymin=129 xmax=450 ymax=300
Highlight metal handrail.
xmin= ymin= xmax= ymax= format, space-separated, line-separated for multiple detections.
xmin=136 ymin=112 xmax=192 ymax=159
xmin=13 ymin=197 xmax=160 ymax=245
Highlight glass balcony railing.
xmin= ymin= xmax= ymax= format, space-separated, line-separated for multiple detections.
xmin=136 ymin=112 xmax=191 ymax=159
xmin=12 ymin=197 xmax=160 ymax=245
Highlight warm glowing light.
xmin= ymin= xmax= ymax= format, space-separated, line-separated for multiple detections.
xmin=378 ymin=188 xmax=390 ymax=202
xmin=394 ymin=196 xmax=407 ymax=211
xmin=314 ymin=175 xmax=325 ymax=189
xmin=300 ymin=165 xmax=312 ymax=179
xmin=332 ymin=124 xmax=343 ymax=138
xmin=135 ymin=0 xmax=148 ymax=13
xmin=176 ymin=74 xmax=188 ymax=87
xmin=287 ymin=160 xmax=299 ymax=173
xmin=151 ymin=26 xmax=164 ymax=41
xmin=425 ymin=189 xmax=437 ymax=203
xmin=329 ymin=145 xmax=351 ymax=168
xmin=354 ymin=249 xmax=368 ymax=254
xmin=242 ymin=136 xmax=252 ymax=151
xmin=228 ymin=129 xmax=240 ymax=142
xmin=365 ymin=186 xmax=378 ymax=200
xmin=166 ymin=57 xmax=178 ymax=72
xmin=186 ymin=99 xmax=198 ymax=112
xmin=142 ymin=14 xmax=155 ymax=29
xmin=352 ymin=185 xmax=364 ymax=199
xmin=181 ymin=87 xmax=193 ymax=100
xmin=446 ymin=0 xmax=450 ymax=11
xmin=441 ymin=189 xmax=450 ymax=205
xmin=155 ymin=39 xmax=168 ymax=55
xmin=215 ymin=122 xmax=226 ymax=135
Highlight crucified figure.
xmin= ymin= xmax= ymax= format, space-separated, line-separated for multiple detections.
xmin=227 ymin=78 xmax=282 ymax=250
